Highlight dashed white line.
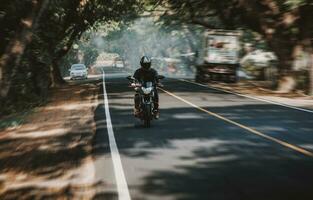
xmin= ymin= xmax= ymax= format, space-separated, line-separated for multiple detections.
xmin=102 ymin=71 xmax=131 ymax=200
xmin=179 ymin=79 xmax=313 ymax=114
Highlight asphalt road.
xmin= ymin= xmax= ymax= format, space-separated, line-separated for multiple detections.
xmin=93 ymin=67 xmax=313 ymax=200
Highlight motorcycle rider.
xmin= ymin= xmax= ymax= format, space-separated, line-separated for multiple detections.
xmin=133 ymin=56 xmax=160 ymax=118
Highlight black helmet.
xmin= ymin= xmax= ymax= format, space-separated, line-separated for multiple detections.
xmin=140 ymin=56 xmax=151 ymax=70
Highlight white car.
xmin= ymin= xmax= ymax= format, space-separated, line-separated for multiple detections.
xmin=113 ymin=60 xmax=124 ymax=68
xmin=69 ymin=64 xmax=88 ymax=80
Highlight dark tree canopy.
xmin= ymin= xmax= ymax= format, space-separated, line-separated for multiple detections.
xmin=0 ymin=0 xmax=142 ymax=115
xmin=146 ymin=0 xmax=313 ymax=92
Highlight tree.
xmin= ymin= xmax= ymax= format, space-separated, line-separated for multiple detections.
xmin=0 ymin=0 xmax=142 ymax=115
xmin=60 ymin=31 xmax=100 ymax=75
xmin=0 ymin=0 xmax=50 ymax=101
xmin=102 ymin=17 xmax=203 ymax=70
xmin=148 ymin=0 xmax=313 ymax=93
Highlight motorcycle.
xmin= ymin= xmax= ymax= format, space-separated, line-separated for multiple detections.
xmin=127 ymin=75 xmax=165 ymax=127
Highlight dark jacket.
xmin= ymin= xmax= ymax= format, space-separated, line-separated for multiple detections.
xmin=133 ymin=68 xmax=158 ymax=83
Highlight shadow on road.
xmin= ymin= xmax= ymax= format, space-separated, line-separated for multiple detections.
xmin=109 ymin=106 xmax=313 ymax=200
xmin=95 ymin=77 xmax=313 ymax=200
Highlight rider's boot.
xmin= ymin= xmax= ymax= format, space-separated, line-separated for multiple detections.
xmin=153 ymin=109 xmax=159 ymax=119
xmin=153 ymin=102 xmax=159 ymax=119
xmin=134 ymin=108 xmax=140 ymax=117
xmin=134 ymin=94 xmax=140 ymax=117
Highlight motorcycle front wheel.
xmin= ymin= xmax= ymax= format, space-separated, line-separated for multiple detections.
xmin=144 ymin=104 xmax=151 ymax=128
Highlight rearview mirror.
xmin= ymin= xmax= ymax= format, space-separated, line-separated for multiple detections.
xmin=126 ymin=76 xmax=134 ymax=81
xmin=158 ymin=75 xmax=165 ymax=80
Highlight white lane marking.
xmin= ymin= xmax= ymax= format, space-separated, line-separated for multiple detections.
xmin=179 ymin=79 xmax=313 ymax=114
xmin=102 ymin=71 xmax=131 ymax=200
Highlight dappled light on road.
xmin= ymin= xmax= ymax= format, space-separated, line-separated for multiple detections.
xmin=87 ymin=74 xmax=313 ymax=199
xmin=0 ymin=82 xmax=100 ymax=199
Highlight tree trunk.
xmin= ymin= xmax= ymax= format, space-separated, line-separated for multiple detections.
xmin=48 ymin=28 xmax=84 ymax=87
xmin=309 ymin=53 xmax=313 ymax=95
xmin=49 ymin=59 xmax=66 ymax=87
xmin=0 ymin=0 xmax=50 ymax=100
xmin=275 ymin=53 xmax=299 ymax=93
xmin=265 ymin=35 xmax=298 ymax=93
xmin=276 ymin=73 xmax=297 ymax=93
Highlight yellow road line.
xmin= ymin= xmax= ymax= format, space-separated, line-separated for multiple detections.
xmin=159 ymin=87 xmax=313 ymax=158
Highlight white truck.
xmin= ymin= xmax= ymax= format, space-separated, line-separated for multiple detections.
xmin=195 ymin=29 xmax=242 ymax=83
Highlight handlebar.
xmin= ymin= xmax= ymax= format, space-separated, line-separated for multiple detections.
xmin=127 ymin=75 xmax=165 ymax=88
xmin=129 ymin=83 xmax=142 ymax=88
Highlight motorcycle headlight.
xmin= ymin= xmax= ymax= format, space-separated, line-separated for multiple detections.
xmin=142 ymin=87 xmax=153 ymax=95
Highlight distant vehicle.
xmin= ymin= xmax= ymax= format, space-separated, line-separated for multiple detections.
xmin=113 ymin=58 xmax=124 ymax=68
xmin=195 ymin=29 xmax=242 ymax=83
xmin=240 ymin=50 xmax=278 ymax=81
xmin=241 ymin=50 xmax=277 ymax=68
xmin=69 ymin=64 xmax=88 ymax=80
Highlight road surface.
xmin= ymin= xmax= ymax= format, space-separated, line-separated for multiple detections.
xmin=93 ymin=67 xmax=313 ymax=200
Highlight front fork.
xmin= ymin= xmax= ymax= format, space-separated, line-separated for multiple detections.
xmin=141 ymin=95 xmax=154 ymax=115
xmin=135 ymin=93 xmax=154 ymax=118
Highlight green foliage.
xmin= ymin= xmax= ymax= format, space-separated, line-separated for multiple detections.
xmin=0 ymin=110 xmax=32 ymax=130
xmin=284 ymin=0 xmax=307 ymax=8
xmin=0 ymin=0 xmax=144 ymax=115
xmin=60 ymin=31 xmax=100 ymax=75
xmin=101 ymin=17 xmax=203 ymax=68
xmin=152 ymin=0 xmax=312 ymax=64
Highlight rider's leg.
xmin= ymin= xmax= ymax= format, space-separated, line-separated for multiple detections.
xmin=153 ymin=89 xmax=159 ymax=119
xmin=134 ymin=93 xmax=140 ymax=115
xmin=154 ymin=89 xmax=159 ymax=111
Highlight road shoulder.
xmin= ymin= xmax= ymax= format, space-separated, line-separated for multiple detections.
xmin=186 ymin=80 xmax=313 ymax=111
xmin=0 ymin=81 xmax=100 ymax=199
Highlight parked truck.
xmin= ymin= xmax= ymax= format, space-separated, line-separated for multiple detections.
xmin=195 ymin=29 xmax=242 ymax=83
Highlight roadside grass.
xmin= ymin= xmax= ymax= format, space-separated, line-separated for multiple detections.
xmin=0 ymin=92 xmax=50 ymax=131
xmin=0 ymin=110 xmax=33 ymax=131
xmin=0 ymin=80 xmax=99 ymax=199
xmin=0 ymin=99 xmax=48 ymax=131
